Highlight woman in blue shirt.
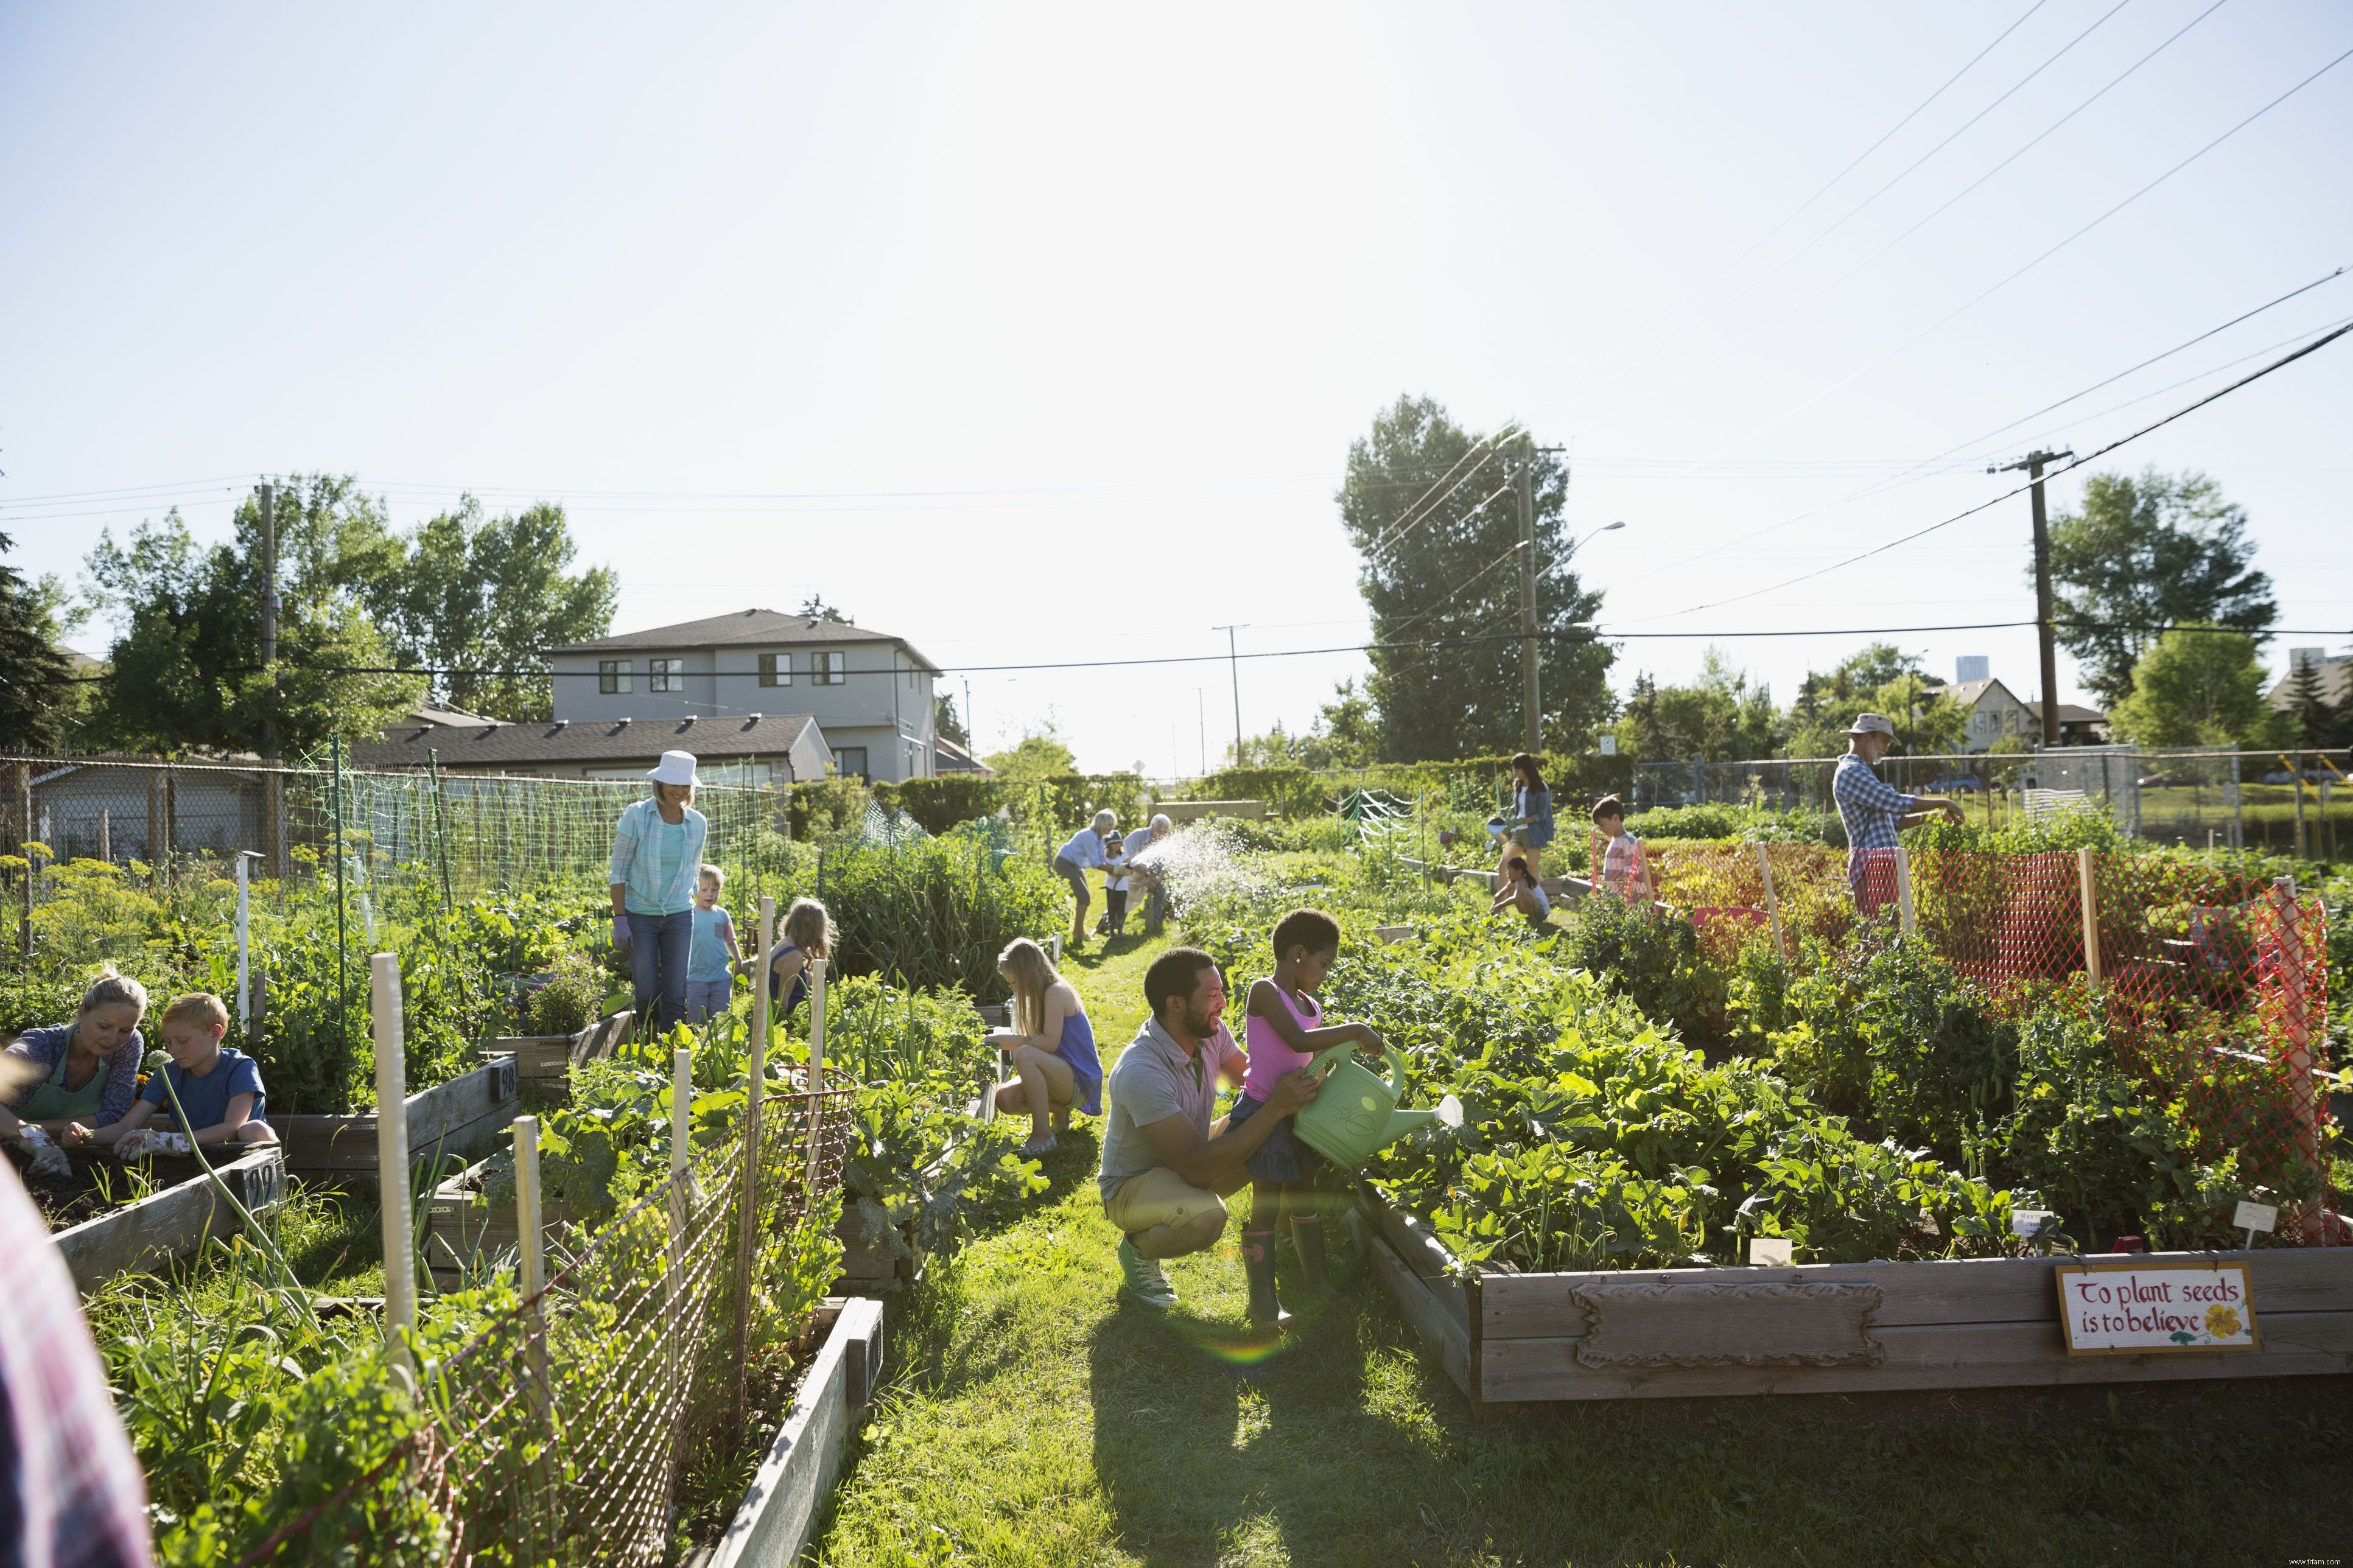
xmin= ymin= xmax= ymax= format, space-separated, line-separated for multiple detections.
xmin=608 ymin=750 xmax=710 ymax=1034
xmin=1499 ymin=751 xmax=1556 ymax=879
xmin=1053 ymin=810 xmax=1120 ymax=950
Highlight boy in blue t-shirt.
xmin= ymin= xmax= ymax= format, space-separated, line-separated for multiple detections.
xmin=683 ymin=864 xmax=743 ymax=1024
xmin=107 ymin=992 xmax=276 ymax=1153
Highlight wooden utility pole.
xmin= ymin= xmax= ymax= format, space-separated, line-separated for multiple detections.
xmin=1213 ymin=625 xmax=1247 ymax=768
xmin=1996 ymin=450 xmax=2071 ymax=748
xmin=1518 ymin=439 xmax=1540 ymax=754
xmin=258 ymin=483 xmax=284 ymax=878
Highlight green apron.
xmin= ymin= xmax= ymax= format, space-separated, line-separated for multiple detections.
xmin=19 ymin=1046 xmax=110 ymax=1123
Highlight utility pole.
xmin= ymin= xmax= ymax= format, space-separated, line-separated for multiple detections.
xmin=258 ymin=482 xmax=282 ymax=877
xmin=1995 ymin=450 xmax=2071 ymax=749
xmin=1194 ymin=688 xmax=1206 ymax=776
xmin=1517 ymin=438 xmax=1540 ymax=754
xmin=1213 ymin=626 xmax=1247 ymax=769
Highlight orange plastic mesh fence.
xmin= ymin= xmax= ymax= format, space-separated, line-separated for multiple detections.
xmin=235 ymin=1085 xmax=855 ymax=1567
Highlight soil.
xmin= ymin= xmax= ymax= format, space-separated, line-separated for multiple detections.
xmin=10 ymin=1147 xmax=207 ymax=1233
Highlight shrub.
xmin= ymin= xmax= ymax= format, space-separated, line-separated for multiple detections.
xmin=524 ymin=948 xmax=606 ymax=1037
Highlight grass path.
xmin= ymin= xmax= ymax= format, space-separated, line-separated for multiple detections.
xmin=809 ymin=933 xmax=2352 ymax=1567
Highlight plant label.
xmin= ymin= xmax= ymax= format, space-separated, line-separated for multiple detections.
xmin=2010 ymin=1209 xmax=2057 ymax=1239
xmin=1748 ymin=1237 xmax=1793 ymax=1267
xmin=2231 ymin=1200 xmax=2278 ymax=1234
xmin=2054 ymin=1262 xmax=2259 ymax=1354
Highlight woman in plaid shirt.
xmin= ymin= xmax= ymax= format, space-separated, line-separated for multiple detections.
xmin=1832 ymin=713 xmax=1963 ymax=915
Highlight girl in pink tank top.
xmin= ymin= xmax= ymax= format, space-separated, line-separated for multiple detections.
xmin=1230 ymin=908 xmax=1388 ymax=1331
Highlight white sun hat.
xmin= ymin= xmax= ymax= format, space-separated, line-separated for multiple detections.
xmin=648 ymin=750 xmax=701 ymax=786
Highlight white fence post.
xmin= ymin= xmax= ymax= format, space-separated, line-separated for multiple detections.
xmin=234 ymin=852 xmax=253 ymax=1031
xmin=371 ymin=953 xmax=415 ymax=1386
xmin=2077 ymin=845 xmax=2103 ymax=996
xmin=513 ymin=1115 xmax=548 ymax=1414
xmin=1895 ymin=848 xmax=1917 ymax=938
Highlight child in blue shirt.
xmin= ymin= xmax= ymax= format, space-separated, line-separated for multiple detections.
xmin=684 ymin=864 xmax=743 ymax=1024
xmin=104 ymin=992 xmax=275 ymax=1155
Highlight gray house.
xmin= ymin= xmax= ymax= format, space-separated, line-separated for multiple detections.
xmin=545 ymin=610 xmax=940 ymax=783
xmin=352 ymin=711 xmax=830 ymax=789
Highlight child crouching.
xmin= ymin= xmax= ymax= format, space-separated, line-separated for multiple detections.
xmin=101 ymin=993 xmax=275 ymax=1155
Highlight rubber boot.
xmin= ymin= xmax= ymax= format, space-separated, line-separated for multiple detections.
xmin=1240 ymin=1230 xmax=1292 ymax=1332
xmin=1291 ymin=1215 xmax=1350 ymax=1304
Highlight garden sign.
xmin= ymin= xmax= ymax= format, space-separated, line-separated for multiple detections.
xmin=2054 ymin=1262 xmax=2259 ymax=1354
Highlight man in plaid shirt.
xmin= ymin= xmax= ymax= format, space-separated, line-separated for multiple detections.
xmin=1832 ymin=713 xmax=1963 ymax=915
xmin=0 ymin=1159 xmax=153 ymax=1567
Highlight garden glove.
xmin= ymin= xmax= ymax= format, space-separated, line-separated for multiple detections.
xmin=612 ymin=915 xmax=631 ymax=953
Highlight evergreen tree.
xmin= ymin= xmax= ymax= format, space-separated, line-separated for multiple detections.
xmin=0 ymin=531 xmax=74 ymax=752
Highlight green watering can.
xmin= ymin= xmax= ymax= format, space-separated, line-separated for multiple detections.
xmin=1291 ymin=1045 xmax=1464 ymax=1169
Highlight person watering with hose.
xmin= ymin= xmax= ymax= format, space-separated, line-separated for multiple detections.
xmin=1053 ymin=810 xmax=1120 ymax=950
xmin=609 ymin=750 xmax=709 ymax=1034
xmin=1832 ymin=714 xmax=1963 ymax=917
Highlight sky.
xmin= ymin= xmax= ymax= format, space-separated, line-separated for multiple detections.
xmin=3 ymin=2 xmax=2349 ymax=774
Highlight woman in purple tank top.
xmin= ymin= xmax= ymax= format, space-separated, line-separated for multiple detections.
xmin=1227 ymin=908 xmax=1387 ymax=1332
xmin=985 ymin=937 xmax=1103 ymax=1158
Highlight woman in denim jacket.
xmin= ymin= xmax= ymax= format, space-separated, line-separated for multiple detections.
xmin=608 ymin=751 xmax=710 ymax=1032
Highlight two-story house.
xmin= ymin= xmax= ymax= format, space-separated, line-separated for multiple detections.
xmin=546 ymin=609 xmax=940 ymax=783
xmin=1920 ymin=674 xmax=2109 ymax=752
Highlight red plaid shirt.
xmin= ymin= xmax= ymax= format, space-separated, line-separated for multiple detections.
xmin=0 ymin=1161 xmax=153 ymax=1568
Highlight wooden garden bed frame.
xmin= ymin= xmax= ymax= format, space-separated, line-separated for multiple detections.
xmin=279 ymin=1055 xmax=521 ymax=1178
xmin=1354 ymin=1187 xmax=2353 ymax=1403
xmin=487 ymin=1009 xmax=634 ymax=1085
xmin=698 ymin=1295 xmax=885 ymax=1568
xmin=51 ymin=1146 xmax=288 ymax=1292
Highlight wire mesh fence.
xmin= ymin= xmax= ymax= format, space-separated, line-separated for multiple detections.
xmin=1631 ymin=747 xmax=2353 ymax=854
xmin=239 ymin=1083 xmax=855 ymax=1567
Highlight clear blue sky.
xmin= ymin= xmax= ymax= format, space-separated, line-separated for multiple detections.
xmin=4 ymin=2 xmax=2348 ymax=772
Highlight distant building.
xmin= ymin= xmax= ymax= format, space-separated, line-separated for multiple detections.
xmin=2268 ymin=647 xmax=2349 ymax=711
xmin=545 ymin=609 xmax=939 ymax=783
xmin=934 ymin=735 xmax=993 ymax=775
xmin=1954 ymin=654 xmax=1990 ymax=684
xmin=353 ymin=710 xmax=830 ymax=788
xmin=1920 ymin=674 xmax=2109 ymax=751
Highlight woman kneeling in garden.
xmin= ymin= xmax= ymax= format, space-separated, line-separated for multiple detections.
xmin=986 ymin=937 xmax=1103 ymax=1158
xmin=0 ymin=968 xmax=149 ymax=1153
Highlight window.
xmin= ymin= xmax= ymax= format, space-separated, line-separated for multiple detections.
xmin=598 ymin=659 xmax=631 ymax=695
xmin=833 ymin=746 xmax=868 ymax=780
xmin=758 ymin=652 xmax=792 ymax=687
xmin=649 ymin=657 xmax=684 ymax=693
xmin=812 ymin=651 xmax=846 ymax=685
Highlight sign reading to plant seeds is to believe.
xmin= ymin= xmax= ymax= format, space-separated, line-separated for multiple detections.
xmin=2054 ymin=1262 xmax=2259 ymax=1354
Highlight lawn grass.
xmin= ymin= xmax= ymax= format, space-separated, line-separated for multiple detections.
xmin=810 ymin=933 xmax=2353 ymax=1567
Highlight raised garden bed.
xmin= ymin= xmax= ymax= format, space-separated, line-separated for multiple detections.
xmin=697 ymin=1295 xmax=885 ymax=1568
xmin=833 ymin=1208 xmax=920 ymax=1293
xmin=278 ymin=1054 xmax=521 ymax=1179
xmin=1353 ymin=1186 xmax=2353 ymax=1403
xmin=486 ymin=1008 xmax=634 ymax=1087
xmin=50 ymin=1146 xmax=288 ymax=1292
xmin=423 ymin=1148 xmax=577 ymax=1289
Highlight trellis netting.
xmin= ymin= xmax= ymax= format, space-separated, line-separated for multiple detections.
xmin=1583 ymin=828 xmax=2339 ymax=1243
xmin=235 ymin=1083 xmax=855 ymax=1567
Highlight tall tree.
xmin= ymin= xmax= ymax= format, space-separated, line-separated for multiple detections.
xmin=2104 ymin=625 xmax=2281 ymax=748
xmin=983 ymin=729 xmax=1077 ymax=780
xmin=81 ymin=484 xmax=424 ymax=757
xmin=2044 ymin=469 xmax=2276 ymax=709
xmin=798 ymin=593 xmax=851 ymax=624
xmin=933 ymin=691 xmax=970 ymax=747
xmin=0 ymin=531 xmax=75 ymax=751
xmin=2281 ymin=656 xmax=2337 ymax=747
xmin=371 ymin=497 xmax=617 ymax=721
xmin=1781 ymin=642 xmax=1965 ymax=757
xmin=1338 ymin=396 xmax=1615 ymax=760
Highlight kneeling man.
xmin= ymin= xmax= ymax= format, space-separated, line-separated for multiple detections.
xmin=1098 ymin=946 xmax=1320 ymax=1310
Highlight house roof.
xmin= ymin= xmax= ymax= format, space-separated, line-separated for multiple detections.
xmin=549 ymin=609 xmax=941 ymax=674
xmin=351 ymin=712 xmax=821 ymax=771
xmin=935 ymin=736 xmax=992 ymax=775
xmin=1928 ymin=677 xmax=2019 ymax=707
xmin=2024 ymin=701 xmax=2109 ymax=726
xmin=401 ymin=704 xmax=500 ymax=729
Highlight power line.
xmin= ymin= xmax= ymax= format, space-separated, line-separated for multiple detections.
xmin=1607 ymin=265 xmax=2352 ymax=592
xmin=1592 ymin=0 xmax=2053 ymax=382
xmin=1641 ymin=316 xmax=2353 ymax=622
xmin=1643 ymin=0 xmax=2229 ymax=406
xmin=1672 ymin=38 xmax=2353 ymax=475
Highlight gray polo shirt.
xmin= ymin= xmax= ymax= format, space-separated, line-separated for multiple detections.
xmin=1096 ymin=1015 xmax=1246 ymax=1203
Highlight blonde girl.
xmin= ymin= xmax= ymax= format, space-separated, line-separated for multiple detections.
xmin=748 ymin=896 xmax=835 ymax=1014
xmin=986 ymin=937 xmax=1103 ymax=1158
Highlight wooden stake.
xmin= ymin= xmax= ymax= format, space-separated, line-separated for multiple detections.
xmin=513 ymin=1115 xmax=548 ymax=1415
xmin=371 ymin=953 xmax=415 ymax=1386
xmin=1753 ymin=842 xmax=1789 ymax=961
xmin=1895 ymin=848 xmax=1917 ymax=938
xmin=2077 ymin=845 xmax=2103 ymax=996
xmin=730 ymin=895 xmax=774 ymax=1434
xmin=2270 ymin=876 xmax=2321 ymax=1240
xmin=805 ymin=956 xmax=829 ymax=1196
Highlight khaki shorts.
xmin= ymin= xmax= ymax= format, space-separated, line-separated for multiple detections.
xmin=1103 ymin=1166 xmax=1228 ymax=1234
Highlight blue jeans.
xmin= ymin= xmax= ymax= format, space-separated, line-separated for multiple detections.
xmin=627 ymin=911 xmax=693 ymax=1034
